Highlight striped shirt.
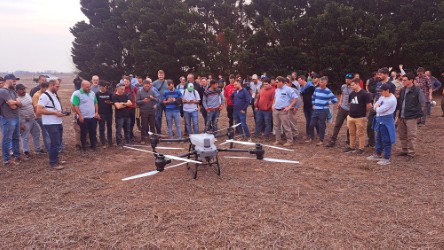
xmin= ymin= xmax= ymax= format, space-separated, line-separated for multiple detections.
xmin=312 ymin=87 xmax=338 ymax=110
xmin=203 ymin=88 xmax=224 ymax=109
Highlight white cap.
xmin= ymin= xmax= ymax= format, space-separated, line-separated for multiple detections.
xmin=252 ymin=74 xmax=258 ymax=80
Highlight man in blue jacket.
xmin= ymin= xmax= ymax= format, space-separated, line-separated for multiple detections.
xmin=230 ymin=80 xmax=252 ymax=141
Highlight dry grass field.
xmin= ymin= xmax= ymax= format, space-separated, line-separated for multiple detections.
xmin=1 ymin=74 xmax=444 ymax=248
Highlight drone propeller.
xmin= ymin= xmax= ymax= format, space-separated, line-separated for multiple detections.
xmin=123 ymin=146 xmax=202 ymax=164
xmin=148 ymin=131 xmax=168 ymax=137
xmin=130 ymin=144 xmax=185 ymax=150
xmin=122 ymin=162 xmax=188 ymax=181
xmin=224 ymin=156 xmax=299 ymax=164
xmin=220 ymin=139 xmax=294 ymax=152
xmin=210 ymin=123 xmax=241 ymax=134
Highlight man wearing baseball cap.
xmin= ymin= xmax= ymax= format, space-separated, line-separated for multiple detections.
xmin=0 ymin=74 xmax=23 ymax=166
xmin=325 ymin=73 xmax=353 ymax=147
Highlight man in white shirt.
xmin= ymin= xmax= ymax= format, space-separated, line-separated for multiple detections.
xmin=36 ymin=79 xmax=66 ymax=170
xmin=182 ymin=83 xmax=200 ymax=134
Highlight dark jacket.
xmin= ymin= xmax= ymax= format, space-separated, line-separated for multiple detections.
xmin=397 ymin=85 xmax=423 ymax=119
xmin=230 ymin=88 xmax=251 ymax=111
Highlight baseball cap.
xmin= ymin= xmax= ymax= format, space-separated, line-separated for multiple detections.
xmin=15 ymin=83 xmax=26 ymax=90
xmin=378 ymin=67 xmax=390 ymax=74
xmin=4 ymin=74 xmax=20 ymax=80
xmin=345 ymin=73 xmax=354 ymax=79
xmin=252 ymin=74 xmax=258 ymax=80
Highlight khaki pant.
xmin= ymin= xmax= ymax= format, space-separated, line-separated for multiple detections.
xmin=73 ymin=119 xmax=81 ymax=146
xmin=289 ymin=109 xmax=299 ymax=136
xmin=398 ymin=118 xmax=417 ymax=155
xmin=273 ymin=110 xmax=292 ymax=143
xmin=347 ymin=116 xmax=366 ymax=149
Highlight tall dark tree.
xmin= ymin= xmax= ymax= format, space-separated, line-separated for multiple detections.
xmin=71 ymin=0 xmax=127 ymax=82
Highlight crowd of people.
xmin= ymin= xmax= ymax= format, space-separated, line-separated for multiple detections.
xmin=0 ymin=66 xmax=442 ymax=169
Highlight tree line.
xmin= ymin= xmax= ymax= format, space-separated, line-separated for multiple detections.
xmin=71 ymin=0 xmax=444 ymax=85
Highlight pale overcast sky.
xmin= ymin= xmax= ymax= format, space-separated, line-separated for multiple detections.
xmin=0 ymin=0 xmax=86 ymax=72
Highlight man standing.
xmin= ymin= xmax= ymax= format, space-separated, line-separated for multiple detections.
xmin=123 ymin=76 xmax=138 ymax=140
xmin=182 ymin=83 xmax=200 ymax=135
xmin=344 ymin=79 xmax=372 ymax=155
xmin=203 ymin=80 xmax=224 ymax=135
xmin=0 ymin=74 xmax=22 ymax=166
xmin=72 ymin=80 xmax=99 ymax=153
xmin=397 ymin=73 xmax=424 ymax=159
xmin=367 ymin=67 xmax=396 ymax=147
xmin=224 ymin=74 xmax=236 ymax=127
xmin=230 ymin=80 xmax=252 ymax=141
xmin=307 ymin=76 xmax=338 ymax=146
xmin=325 ymin=73 xmax=353 ymax=148
xmin=249 ymin=74 xmax=262 ymax=122
xmin=272 ymin=76 xmax=298 ymax=146
xmin=163 ymin=80 xmax=182 ymax=139
xmin=193 ymin=75 xmax=207 ymax=127
xmin=367 ymin=84 xmax=397 ymax=165
xmin=416 ymin=67 xmax=432 ymax=125
xmin=96 ymin=81 xmax=113 ymax=148
xmin=153 ymin=70 xmax=168 ymax=134
xmin=254 ymin=78 xmax=274 ymax=139
xmin=112 ymin=83 xmax=132 ymax=148
xmin=136 ymin=79 xmax=159 ymax=143
xmin=30 ymin=75 xmax=47 ymax=97
xmin=36 ymin=79 xmax=65 ymax=170
xmin=298 ymin=75 xmax=316 ymax=139
xmin=90 ymin=75 xmax=100 ymax=94
xmin=16 ymin=84 xmax=42 ymax=159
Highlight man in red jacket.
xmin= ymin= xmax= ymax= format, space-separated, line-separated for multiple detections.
xmin=254 ymin=78 xmax=275 ymax=138
xmin=223 ymin=74 xmax=236 ymax=127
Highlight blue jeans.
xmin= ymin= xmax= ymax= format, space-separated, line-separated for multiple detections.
xmin=184 ymin=110 xmax=199 ymax=134
xmin=98 ymin=113 xmax=113 ymax=145
xmin=155 ymin=103 xmax=165 ymax=134
xmin=205 ymin=110 xmax=220 ymax=134
xmin=255 ymin=110 xmax=272 ymax=136
xmin=308 ymin=109 xmax=329 ymax=141
xmin=115 ymin=117 xmax=131 ymax=145
xmin=2 ymin=117 xmax=21 ymax=162
xmin=166 ymin=111 xmax=181 ymax=139
xmin=43 ymin=124 xmax=63 ymax=167
xmin=36 ymin=118 xmax=51 ymax=151
xmin=233 ymin=110 xmax=250 ymax=137
xmin=375 ymin=123 xmax=391 ymax=159
xmin=303 ymin=108 xmax=313 ymax=136
xmin=21 ymin=119 xmax=41 ymax=153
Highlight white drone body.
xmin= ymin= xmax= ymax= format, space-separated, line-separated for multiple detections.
xmin=189 ymin=134 xmax=218 ymax=159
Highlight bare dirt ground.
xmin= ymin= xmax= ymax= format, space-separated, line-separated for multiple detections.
xmin=1 ymin=75 xmax=444 ymax=248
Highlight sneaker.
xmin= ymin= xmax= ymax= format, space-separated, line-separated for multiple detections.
xmin=3 ymin=159 xmax=17 ymax=167
xmin=316 ymin=141 xmax=323 ymax=146
xmin=36 ymin=149 xmax=47 ymax=155
xmin=273 ymin=141 xmax=282 ymax=145
xmin=58 ymin=160 xmax=67 ymax=165
xmin=367 ymin=154 xmax=382 ymax=161
xmin=24 ymin=151 xmax=31 ymax=161
xmin=397 ymin=152 xmax=408 ymax=156
xmin=53 ymin=165 xmax=64 ymax=170
xmin=325 ymin=141 xmax=336 ymax=147
xmin=377 ymin=159 xmax=391 ymax=165
xmin=344 ymin=147 xmax=355 ymax=153
xmin=247 ymin=138 xmax=252 ymax=142
xmin=102 ymin=144 xmax=107 ymax=149
xmin=305 ymin=138 xmax=313 ymax=143
xmin=283 ymin=142 xmax=293 ymax=147
xmin=355 ymin=149 xmax=365 ymax=155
